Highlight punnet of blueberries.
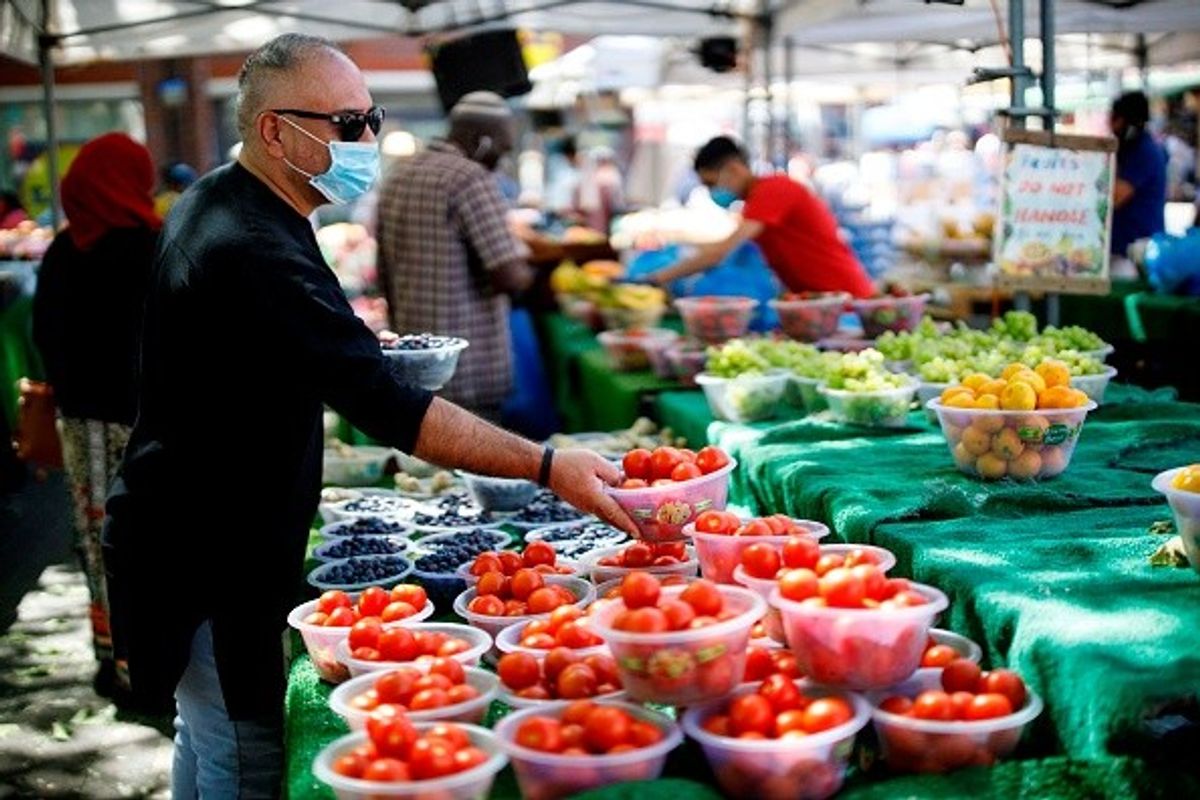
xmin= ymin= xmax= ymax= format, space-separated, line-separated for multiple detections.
xmin=331 ymin=517 xmax=407 ymax=537
xmin=413 ymin=528 xmax=506 ymax=574
xmin=507 ymin=489 xmax=588 ymax=525
xmin=380 ymin=333 xmax=464 ymax=351
xmin=343 ymin=495 xmax=415 ymax=516
xmin=314 ymin=555 xmax=410 ymax=587
xmin=412 ymin=494 xmax=493 ymax=528
xmin=317 ymin=536 xmax=407 ymax=560
xmin=535 ymin=522 xmax=627 ymax=560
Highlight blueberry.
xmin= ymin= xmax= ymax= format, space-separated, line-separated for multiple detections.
xmin=380 ymin=333 xmax=462 ymax=351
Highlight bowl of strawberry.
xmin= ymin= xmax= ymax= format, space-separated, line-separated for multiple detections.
xmin=605 ymin=446 xmax=737 ymax=542
xmin=455 ymin=542 xmax=581 ymax=586
xmin=495 ymin=605 xmax=608 ymax=660
xmin=685 ymin=511 xmax=830 ymax=584
xmin=335 ymin=622 xmax=493 ymax=678
xmin=584 ymin=540 xmax=697 ymax=584
xmin=454 ymin=574 xmax=595 ymax=640
xmin=769 ymin=564 xmax=948 ymax=690
xmin=587 ymin=572 xmax=766 ymax=706
xmin=769 ymin=292 xmax=852 ymax=343
xmin=287 ymin=585 xmax=435 ymax=683
xmin=314 ymin=713 xmax=507 ymax=799
xmin=495 ymin=699 xmax=682 ymax=800
xmin=869 ymin=659 xmax=1042 ymax=773
xmin=495 ymin=647 xmax=624 ymax=707
xmin=675 ymin=296 xmax=759 ymax=344
xmin=681 ymin=676 xmax=870 ymax=800
xmin=330 ymin=661 xmax=499 ymax=729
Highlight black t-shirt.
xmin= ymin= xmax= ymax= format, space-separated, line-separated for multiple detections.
xmin=103 ymin=162 xmax=432 ymax=719
xmin=32 ymin=226 xmax=158 ymax=425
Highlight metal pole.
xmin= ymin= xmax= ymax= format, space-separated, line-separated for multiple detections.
xmin=1009 ymin=0 xmax=1031 ymax=313
xmin=762 ymin=11 xmax=775 ymax=169
xmin=1040 ymin=0 xmax=1059 ymax=325
xmin=783 ymin=35 xmax=795 ymax=163
xmin=39 ymin=0 xmax=61 ymax=229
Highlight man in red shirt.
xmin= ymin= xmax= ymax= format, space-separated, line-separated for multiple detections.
xmin=648 ymin=137 xmax=874 ymax=298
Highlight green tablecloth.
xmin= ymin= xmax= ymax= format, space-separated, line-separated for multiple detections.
xmin=1058 ymin=279 xmax=1200 ymax=344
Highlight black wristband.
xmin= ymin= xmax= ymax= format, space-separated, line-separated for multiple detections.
xmin=538 ymin=446 xmax=555 ymax=488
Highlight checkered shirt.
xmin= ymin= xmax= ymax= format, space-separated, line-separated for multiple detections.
xmin=376 ymin=141 xmax=522 ymax=411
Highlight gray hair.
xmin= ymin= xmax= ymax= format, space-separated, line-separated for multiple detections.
xmin=236 ymin=33 xmax=343 ymax=139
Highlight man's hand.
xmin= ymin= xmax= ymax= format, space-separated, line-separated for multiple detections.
xmin=546 ymin=449 xmax=640 ymax=538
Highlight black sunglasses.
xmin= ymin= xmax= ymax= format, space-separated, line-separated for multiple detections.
xmin=272 ymin=106 xmax=385 ymax=142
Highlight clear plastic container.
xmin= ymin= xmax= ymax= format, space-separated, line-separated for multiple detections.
xmin=695 ymin=372 xmax=789 ymax=423
xmin=312 ymin=535 xmax=411 ymax=564
xmin=319 ymin=517 xmax=415 ymax=541
xmin=286 ymin=594 xmax=436 ymax=684
xmin=324 ymin=491 xmax=422 ymax=524
xmin=496 ymin=683 xmax=625 ymax=710
xmin=1069 ymin=365 xmax=1118 ymax=404
xmin=786 ymin=375 xmax=828 ymax=413
xmin=381 ymin=337 xmax=469 ymax=391
xmin=493 ymin=619 xmax=610 ymax=661
xmin=599 ymin=305 xmax=666 ymax=331
xmin=928 ymin=399 xmax=1098 ymax=481
xmin=641 ymin=333 xmax=678 ymax=379
xmin=459 ymin=472 xmax=539 ymax=512
xmin=675 ymin=296 xmax=758 ymax=344
xmin=335 ymin=622 xmax=493 ymax=678
xmin=820 ymin=382 xmax=917 ymax=428
xmin=582 ymin=544 xmax=698 ymax=584
xmin=453 ymin=576 xmax=596 ymax=641
xmin=770 ymin=293 xmax=851 ymax=343
xmin=313 ymin=724 xmax=507 ymax=800
xmin=453 ymin=558 xmax=583 ymax=586
xmin=524 ymin=522 xmax=628 ymax=560
xmin=494 ymin=701 xmax=682 ymax=800
xmin=588 ymin=584 xmax=766 ymax=705
xmin=665 ymin=345 xmax=709 ymax=387
xmin=1081 ymin=344 xmax=1114 ymax=363
xmin=850 ymin=294 xmax=929 ymax=338
xmin=929 ymin=628 xmax=983 ymax=664
xmin=307 ymin=556 xmax=414 ymax=592
xmin=328 ymin=666 xmax=499 ymax=729
xmin=681 ymin=681 xmax=870 ymax=800
xmin=685 ymin=518 xmax=831 ymax=584
xmin=323 ymin=446 xmax=394 ymax=487
xmin=868 ymin=670 xmax=1043 ymax=773
xmin=1152 ymin=467 xmax=1200 ymax=574
xmin=597 ymin=328 xmax=678 ymax=372
xmin=604 ymin=460 xmax=737 ymax=542
xmin=916 ymin=381 xmax=951 ymax=424
xmin=771 ymin=583 xmax=948 ymax=690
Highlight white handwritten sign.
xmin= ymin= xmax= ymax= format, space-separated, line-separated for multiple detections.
xmin=994 ymin=130 xmax=1116 ymax=295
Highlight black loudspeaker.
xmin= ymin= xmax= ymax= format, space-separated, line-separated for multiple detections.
xmin=429 ymin=29 xmax=533 ymax=112
xmin=698 ymin=37 xmax=738 ymax=72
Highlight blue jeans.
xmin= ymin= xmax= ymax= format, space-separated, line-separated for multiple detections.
xmin=172 ymin=621 xmax=284 ymax=799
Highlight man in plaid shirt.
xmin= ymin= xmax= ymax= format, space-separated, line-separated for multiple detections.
xmin=377 ymin=92 xmax=531 ymax=419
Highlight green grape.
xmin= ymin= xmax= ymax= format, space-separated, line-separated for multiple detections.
xmin=825 ymin=349 xmax=911 ymax=392
xmin=1052 ymin=350 xmax=1105 ymax=376
xmin=705 ymin=339 xmax=771 ymax=377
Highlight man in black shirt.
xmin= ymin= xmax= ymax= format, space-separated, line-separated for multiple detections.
xmin=103 ymin=34 xmax=633 ymax=798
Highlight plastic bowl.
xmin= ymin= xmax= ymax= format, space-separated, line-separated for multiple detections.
xmin=593 ymin=575 xmax=700 ymax=602
xmin=495 ymin=700 xmax=682 ymax=800
xmin=409 ymin=529 xmax=514 ymax=609
xmin=286 ymin=594 xmax=436 ymax=684
xmin=604 ymin=460 xmax=737 ymax=542
xmin=1069 ymin=365 xmax=1118 ymax=404
xmin=1081 ymin=344 xmax=1114 ymax=363
xmin=493 ymin=617 xmax=611 ymax=661
xmin=329 ymin=666 xmax=499 ymax=730
xmin=597 ymin=328 xmax=678 ymax=372
xmin=665 ymin=345 xmax=709 ymax=387
xmin=685 ymin=518 xmax=831 ymax=584
xmin=916 ymin=381 xmax=951 ymax=423
xmin=599 ymin=305 xmax=666 ymax=331
xmin=868 ymin=670 xmax=1043 ymax=773
xmin=929 ymin=628 xmax=983 ymax=664
xmin=524 ymin=522 xmax=628 ymax=560
xmin=642 ymin=333 xmax=679 ymax=379
xmin=453 ymin=576 xmax=597 ymax=641
xmin=381 ymin=337 xmax=469 ymax=391
xmin=675 ymin=296 xmax=759 ymax=344
xmin=771 ymin=582 xmax=948 ymax=690
xmin=588 ymin=584 xmax=766 ymax=705
xmin=583 ymin=544 xmax=699 ymax=584
xmin=312 ymin=535 xmax=411 ymax=564
xmin=335 ymin=623 xmax=493 ymax=678
xmin=307 ymin=555 xmax=414 ymax=592
xmin=1152 ymin=467 xmax=1200 ymax=574
xmin=313 ymin=724 xmax=507 ymax=800
xmin=695 ymin=372 xmax=789 ymax=423
xmin=323 ymin=446 xmax=395 ymax=487
xmin=928 ymin=399 xmax=1098 ymax=481
xmin=460 ymin=472 xmax=539 ymax=512
xmin=682 ymin=681 xmax=870 ymax=800
xmin=770 ymin=293 xmax=851 ymax=343
xmin=850 ymin=294 xmax=929 ymax=338
xmin=325 ymin=492 xmax=421 ymax=523
xmin=319 ymin=518 xmax=415 ymax=541
xmin=820 ymin=382 xmax=917 ymax=428
xmin=496 ymin=684 xmax=625 ymax=711
xmin=786 ymin=375 xmax=829 ymax=413
xmin=453 ymin=558 xmax=584 ymax=586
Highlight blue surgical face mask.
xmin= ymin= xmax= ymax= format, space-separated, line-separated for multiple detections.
xmin=279 ymin=115 xmax=379 ymax=205
xmin=710 ymin=187 xmax=739 ymax=209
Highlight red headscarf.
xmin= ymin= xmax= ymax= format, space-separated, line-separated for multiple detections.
xmin=61 ymin=132 xmax=161 ymax=250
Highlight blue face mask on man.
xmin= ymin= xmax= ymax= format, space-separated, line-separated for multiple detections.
xmin=709 ymin=187 xmax=739 ymax=209
xmin=279 ymin=115 xmax=379 ymax=205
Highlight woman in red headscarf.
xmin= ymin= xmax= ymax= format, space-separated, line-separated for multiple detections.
xmin=32 ymin=132 xmax=163 ymax=700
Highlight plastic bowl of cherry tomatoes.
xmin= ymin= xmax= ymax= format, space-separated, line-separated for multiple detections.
xmin=496 ymin=647 xmax=624 ymax=709
xmin=587 ymin=573 xmax=766 ymax=706
xmin=454 ymin=543 xmax=581 ymax=586
xmin=681 ymin=677 xmax=870 ymax=800
xmin=594 ymin=574 xmax=696 ymax=601
xmin=335 ymin=622 xmax=493 ymax=678
xmin=604 ymin=446 xmax=736 ymax=542
xmin=287 ymin=585 xmax=435 ymax=683
xmin=329 ymin=661 xmax=500 ymax=729
xmin=494 ymin=606 xmax=609 ymax=661
xmin=454 ymin=575 xmax=595 ymax=640
xmin=583 ymin=540 xmax=698 ymax=584
xmin=314 ymin=714 xmax=507 ymax=800
xmin=686 ymin=511 xmax=831 ymax=584
xmin=770 ymin=565 xmax=948 ymax=690
xmin=769 ymin=292 xmax=851 ymax=343
xmin=675 ymin=296 xmax=759 ymax=344
xmin=495 ymin=699 xmax=682 ymax=800
xmin=868 ymin=659 xmax=1042 ymax=773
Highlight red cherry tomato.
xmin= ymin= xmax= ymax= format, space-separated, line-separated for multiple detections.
xmin=621 ymin=479 xmax=648 ymax=489
xmin=497 ymin=550 xmax=524 ymax=575
xmin=497 ymin=652 xmax=541 ymax=690
xmin=377 ymin=627 xmax=419 ymax=662
xmin=555 ymin=621 xmax=601 ymax=649
xmin=467 ymin=594 xmax=505 ymax=616
xmin=621 ymin=542 xmax=654 ymax=568
xmin=389 ymin=583 xmax=427 ymax=609
xmin=470 ymin=554 xmax=503 ymax=576
xmin=679 ymin=579 xmax=723 ymax=616
xmin=879 ymin=695 xmax=912 ymax=715
xmin=741 ymin=542 xmax=782 ymax=579
xmin=446 ymin=683 xmax=479 ymax=706
xmin=729 ymin=694 xmax=775 ymax=737
xmin=475 ymin=571 xmax=508 ymax=599
xmin=965 ymin=692 xmax=1014 ymax=720
xmin=911 ymin=690 xmax=956 ymax=721
xmin=814 ymin=553 xmax=844 ymax=576
xmin=380 ymin=601 xmax=417 ymax=623
xmin=583 ymin=653 xmax=620 ymax=687
xmin=317 ymin=590 xmax=353 ymax=615
xmin=514 ymin=716 xmax=563 ymax=753
xmin=737 ymin=519 xmax=773 ymax=537
xmin=362 ymin=757 xmax=410 ymax=782
xmin=818 ymin=567 xmax=866 ymax=608
xmin=920 ymin=644 xmax=959 ymax=668
xmin=622 ymin=449 xmax=653 ymax=481
xmin=758 ymin=674 xmax=805 ymax=714
xmin=619 ymin=571 xmax=661 ymax=608
xmin=366 ymin=705 xmax=417 ymax=758
xmin=522 ymin=541 xmax=557 ymax=568
xmin=778 ymin=568 xmax=819 ymax=602
xmin=325 ymin=606 xmax=358 ymax=627
xmin=744 ymin=647 xmax=777 ymax=682
xmin=941 ymin=659 xmax=983 ymax=694
xmin=556 ymin=663 xmax=599 ymax=699
xmin=584 ymin=706 xmax=632 ymax=753
xmin=509 ymin=568 xmax=545 ymax=601
xmin=543 ymin=646 xmax=580 ymax=683
xmin=428 ymin=657 xmax=465 ymax=685
xmin=979 ymin=669 xmax=1027 ymax=710
xmin=348 ymin=618 xmax=383 ymax=652
xmin=527 ymin=587 xmax=565 ymax=614
xmin=800 ymin=697 xmax=853 ymax=733
xmin=650 ymin=447 xmax=685 ymax=480
xmin=659 ymin=598 xmax=697 ymax=631
xmin=408 ymin=736 xmax=457 ymax=779
xmin=356 ymin=587 xmax=390 ymax=620
xmin=621 ymin=606 xmax=669 ymax=633
xmin=670 ymin=462 xmax=703 ymax=482
xmin=331 ymin=752 xmax=367 ymax=778
xmin=695 ymin=446 xmax=730 ymax=475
